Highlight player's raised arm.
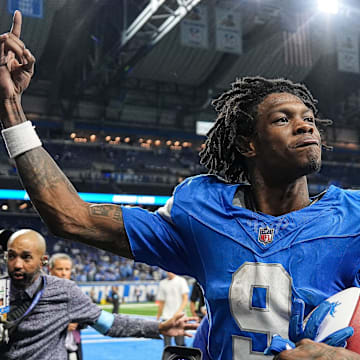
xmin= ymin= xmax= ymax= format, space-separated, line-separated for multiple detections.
xmin=0 ymin=11 xmax=134 ymax=259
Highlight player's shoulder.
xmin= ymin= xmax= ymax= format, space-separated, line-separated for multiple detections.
xmin=177 ymin=174 xmax=226 ymax=187
xmin=338 ymin=186 xmax=360 ymax=197
xmin=174 ymin=174 xmax=231 ymax=198
xmin=330 ymin=185 xmax=360 ymax=204
xmin=162 ymin=174 xmax=242 ymax=220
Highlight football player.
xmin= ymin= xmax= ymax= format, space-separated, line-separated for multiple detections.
xmin=1 ymin=11 xmax=360 ymax=360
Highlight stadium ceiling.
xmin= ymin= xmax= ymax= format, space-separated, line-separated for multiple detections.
xmin=122 ymin=0 xmax=204 ymax=49
xmin=0 ymin=0 xmax=360 ymax=131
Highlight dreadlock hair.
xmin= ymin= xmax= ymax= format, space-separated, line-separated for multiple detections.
xmin=199 ymin=76 xmax=331 ymax=184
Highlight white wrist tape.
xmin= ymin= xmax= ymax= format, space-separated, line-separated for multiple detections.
xmin=2 ymin=121 xmax=42 ymax=159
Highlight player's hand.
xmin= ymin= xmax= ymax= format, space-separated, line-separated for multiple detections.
xmin=264 ymin=335 xmax=295 ymax=355
xmin=289 ymin=298 xmax=353 ymax=346
xmin=264 ymin=299 xmax=354 ymax=356
xmin=273 ymin=338 xmax=360 ymax=360
xmin=158 ymin=312 xmax=199 ymax=337
xmin=68 ymin=323 xmax=79 ymax=332
xmin=0 ymin=11 xmax=35 ymax=100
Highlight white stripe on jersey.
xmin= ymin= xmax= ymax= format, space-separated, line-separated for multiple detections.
xmin=157 ymin=196 xmax=174 ymax=224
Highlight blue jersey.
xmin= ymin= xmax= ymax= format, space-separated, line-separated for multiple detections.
xmin=193 ymin=316 xmax=211 ymax=360
xmin=122 ymin=175 xmax=360 ymax=360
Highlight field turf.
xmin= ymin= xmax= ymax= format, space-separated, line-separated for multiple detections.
xmin=102 ymin=302 xmax=192 ymax=317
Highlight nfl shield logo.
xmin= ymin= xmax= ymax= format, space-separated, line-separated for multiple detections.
xmin=258 ymin=227 xmax=274 ymax=245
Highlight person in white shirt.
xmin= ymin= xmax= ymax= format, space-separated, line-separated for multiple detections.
xmin=156 ymin=272 xmax=189 ymax=347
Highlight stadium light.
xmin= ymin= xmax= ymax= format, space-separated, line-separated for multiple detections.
xmin=318 ymin=0 xmax=339 ymax=14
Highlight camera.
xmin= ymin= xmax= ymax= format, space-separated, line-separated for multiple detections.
xmin=162 ymin=346 xmax=202 ymax=360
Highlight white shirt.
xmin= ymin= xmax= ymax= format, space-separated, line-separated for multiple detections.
xmin=156 ymin=276 xmax=189 ymax=320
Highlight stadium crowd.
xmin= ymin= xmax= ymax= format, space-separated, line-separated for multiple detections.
xmin=1 ymin=235 xmax=167 ymax=282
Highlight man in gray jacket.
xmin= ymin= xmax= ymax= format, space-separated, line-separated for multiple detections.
xmin=0 ymin=229 xmax=197 ymax=359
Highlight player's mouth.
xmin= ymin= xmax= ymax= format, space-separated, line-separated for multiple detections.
xmin=293 ymin=138 xmax=319 ymax=149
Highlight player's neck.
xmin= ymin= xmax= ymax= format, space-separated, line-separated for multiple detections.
xmin=248 ymin=175 xmax=311 ymax=216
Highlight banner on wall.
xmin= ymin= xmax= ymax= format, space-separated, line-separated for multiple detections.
xmin=281 ymin=10 xmax=313 ymax=67
xmin=215 ymin=5 xmax=242 ymax=54
xmin=180 ymin=4 xmax=209 ymax=49
xmin=8 ymin=0 xmax=43 ymax=18
xmin=79 ymin=281 xmax=160 ymax=304
xmin=336 ymin=27 xmax=360 ymax=74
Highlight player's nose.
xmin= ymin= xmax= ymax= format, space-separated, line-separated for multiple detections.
xmin=293 ymin=118 xmax=314 ymax=134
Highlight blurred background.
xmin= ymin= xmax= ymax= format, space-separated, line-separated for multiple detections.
xmin=0 ymin=0 xmax=360 ymax=357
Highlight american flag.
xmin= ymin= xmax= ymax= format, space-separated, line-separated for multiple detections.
xmin=281 ymin=12 xmax=313 ymax=67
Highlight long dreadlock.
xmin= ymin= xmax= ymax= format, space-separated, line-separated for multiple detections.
xmin=199 ymin=76 xmax=331 ymax=184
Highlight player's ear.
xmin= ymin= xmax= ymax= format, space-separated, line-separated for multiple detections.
xmin=236 ymin=136 xmax=256 ymax=158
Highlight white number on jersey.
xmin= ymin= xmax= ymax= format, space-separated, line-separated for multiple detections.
xmin=229 ymin=262 xmax=292 ymax=359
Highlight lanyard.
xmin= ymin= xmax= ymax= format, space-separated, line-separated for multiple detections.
xmin=19 ymin=276 xmax=46 ymax=319
xmin=6 ymin=276 xmax=47 ymax=331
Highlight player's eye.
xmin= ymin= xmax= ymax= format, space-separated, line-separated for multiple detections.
xmin=304 ymin=117 xmax=315 ymax=123
xmin=273 ymin=117 xmax=288 ymax=124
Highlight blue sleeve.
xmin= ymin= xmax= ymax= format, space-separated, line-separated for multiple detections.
xmin=193 ymin=317 xmax=211 ymax=360
xmin=121 ymin=206 xmax=192 ymax=275
xmin=93 ymin=310 xmax=114 ymax=334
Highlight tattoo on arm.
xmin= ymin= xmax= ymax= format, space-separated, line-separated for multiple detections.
xmin=14 ymin=148 xmax=133 ymax=258
xmin=88 ymin=204 xmax=132 ymax=257
xmin=89 ymin=205 xmax=123 ymax=223
xmin=17 ymin=148 xmax=78 ymax=196
xmin=0 ymin=98 xmax=27 ymax=127
xmin=113 ymin=207 xmax=122 ymax=222
xmin=89 ymin=205 xmax=112 ymax=217
xmin=1 ymin=99 xmax=133 ymax=258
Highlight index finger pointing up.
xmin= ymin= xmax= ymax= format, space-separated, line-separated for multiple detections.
xmin=10 ymin=10 xmax=22 ymax=38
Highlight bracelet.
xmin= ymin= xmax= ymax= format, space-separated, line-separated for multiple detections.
xmin=1 ymin=121 xmax=42 ymax=158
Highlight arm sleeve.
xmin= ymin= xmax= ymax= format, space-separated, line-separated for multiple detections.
xmin=67 ymin=282 xmax=102 ymax=325
xmin=122 ymin=205 xmax=191 ymax=274
xmin=68 ymin=287 xmax=161 ymax=340
xmin=193 ymin=317 xmax=211 ymax=360
xmin=106 ymin=313 xmax=161 ymax=339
